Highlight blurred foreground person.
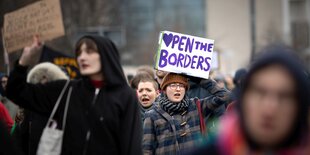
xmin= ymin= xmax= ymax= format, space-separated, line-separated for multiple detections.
xmin=7 ymin=36 xmax=142 ymax=155
xmin=191 ymin=46 xmax=310 ymax=155
xmin=143 ymin=73 xmax=230 ymax=154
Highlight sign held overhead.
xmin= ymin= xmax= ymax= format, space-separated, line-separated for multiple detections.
xmin=155 ymin=31 xmax=215 ymax=79
xmin=3 ymin=0 xmax=65 ymax=53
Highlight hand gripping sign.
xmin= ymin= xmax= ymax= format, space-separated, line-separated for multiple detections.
xmin=155 ymin=31 xmax=215 ymax=79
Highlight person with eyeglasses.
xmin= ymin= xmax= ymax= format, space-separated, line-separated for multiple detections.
xmin=143 ymin=73 xmax=230 ymax=154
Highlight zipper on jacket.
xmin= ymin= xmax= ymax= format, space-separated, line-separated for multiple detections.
xmin=83 ymin=88 xmax=100 ymax=155
xmin=92 ymin=88 xmax=100 ymax=105
xmin=83 ymin=130 xmax=91 ymax=155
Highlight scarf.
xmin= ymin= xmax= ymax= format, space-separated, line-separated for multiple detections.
xmin=160 ymin=95 xmax=189 ymax=115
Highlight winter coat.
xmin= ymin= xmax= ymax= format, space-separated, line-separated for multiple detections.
xmin=7 ymin=35 xmax=142 ymax=155
xmin=0 ymin=101 xmax=13 ymax=131
xmin=0 ymin=121 xmax=22 ymax=155
xmin=140 ymin=104 xmax=154 ymax=123
xmin=143 ymin=83 xmax=230 ymax=155
xmin=13 ymin=62 xmax=69 ymax=155
xmin=187 ymin=78 xmax=229 ymax=119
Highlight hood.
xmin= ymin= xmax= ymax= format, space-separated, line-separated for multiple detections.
xmin=237 ymin=45 xmax=310 ymax=148
xmin=75 ymin=35 xmax=127 ymax=88
xmin=27 ymin=62 xmax=69 ymax=84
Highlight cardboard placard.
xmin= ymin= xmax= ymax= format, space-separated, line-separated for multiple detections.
xmin=155 ymin=31 xmax=215 ymax=79
xmin=3 ymin=0 xmax=65 ymax=53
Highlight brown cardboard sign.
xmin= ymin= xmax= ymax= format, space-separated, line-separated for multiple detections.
xmin=3 ymin=0 xmax=65 ymax=53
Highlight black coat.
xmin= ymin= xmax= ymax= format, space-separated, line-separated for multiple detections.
xmin=7 ymin=35 xmax=142 ymax=155
xmin=12 ymin=109 xmax=49 ymax=155
xmin=0 ymin=121 xmax=23 ymax=155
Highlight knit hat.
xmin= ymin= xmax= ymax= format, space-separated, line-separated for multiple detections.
xmin=160 ymin=73 xmax=188 ymax=90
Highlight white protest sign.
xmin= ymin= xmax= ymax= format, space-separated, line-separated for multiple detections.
xmin=211 ymin=51 xmax=219 ymax=70
xmin=3 ymin=0 xmax=65 ymax=53
xmin=155 ymin=31 xmax=215 ymax=79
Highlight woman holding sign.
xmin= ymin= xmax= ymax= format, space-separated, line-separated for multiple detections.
xmin=143 ymin=73 xmax=230 ymax=154
xmin=6 ymin=36 xmax=142 ymax=155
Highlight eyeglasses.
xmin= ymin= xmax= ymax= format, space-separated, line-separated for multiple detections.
xmin=168 ymin=83 xmax=185 ymax=90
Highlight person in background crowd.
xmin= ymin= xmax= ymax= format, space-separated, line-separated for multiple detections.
xmin=226 ymin=68 xmax=248 ymax=112
xmin=0 ymin=70 xmax=13 ymax=125
xmin=136 ymin=65 xmax=155 ymax=79
xmin=7 ymin=35 xmax=142 ymax=155
xmin=214 ymin=75 xmax=226 ymax=89
xmin=130 ymin=71 xmax=153 ymax=90
xmin=224 ymin=75 xmax=234 ymax=91
xmin=143 ymin=73 xmax=230 ymax=154
xmin=231 ymin=68 xmax=247 ymax=101
xmin=136 ymin=77 xmax=159 ymax=122
xmin=154 ymin=69 xmax=168 ymax=90
xmin=191 ymin=46 xmax=310 ymax=154
xmin=0 ymin=101 xmax=13 ymax=131
xmin=127 ymin=74 xmax=134 ymax=84
xmin=0 ymin=74 xmax=18 ymax=119
xmin=0 ymin=75 xmax=9 ymax=96
xmin=12 ymin=62 xmax=69 ymax=155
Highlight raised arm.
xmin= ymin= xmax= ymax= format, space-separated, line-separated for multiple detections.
xmin=200 ymin=79 xmax=230 ymax=114
xmin=6 ymin=36 xmax=65 ymax=116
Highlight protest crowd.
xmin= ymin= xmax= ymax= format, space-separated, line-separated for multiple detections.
xmin=2 ymin=1 xmax=310 ymax=155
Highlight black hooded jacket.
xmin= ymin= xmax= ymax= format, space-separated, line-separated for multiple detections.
xmin=7 ymin=35 xmax=142 ymax=155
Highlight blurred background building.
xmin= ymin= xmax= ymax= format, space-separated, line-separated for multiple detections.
xmin=207 ymin=0 xmax=310 ymax=74
xmin=0 ymin=0 xmax=310 ymax=76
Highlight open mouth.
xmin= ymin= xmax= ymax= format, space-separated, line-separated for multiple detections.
xmin=174 ymin=93 xmax=181 ymax=97
xmin=81 ymin=64 xmax=89 ymax=68
xmin=142 ymin=98 xmax=150 ymax=102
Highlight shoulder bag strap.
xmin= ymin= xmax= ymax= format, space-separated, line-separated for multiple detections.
xmin=62 ymin=86 xmax=72 ymax=131
xmin=46 ymin=80 xmax=70 ymax=127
